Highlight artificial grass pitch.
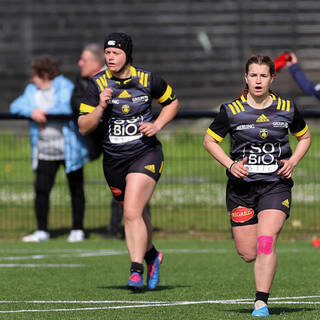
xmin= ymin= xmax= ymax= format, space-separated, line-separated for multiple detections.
xmin=0 ymin=238 xmax=319 ymax=319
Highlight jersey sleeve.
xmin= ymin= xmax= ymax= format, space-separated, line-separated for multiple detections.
xmin=289 ymin=101 xmax=308 ymax=137
xmin=150 ymin=72 xmax=176 ymax=107
xmin=206 ymin=105 xmax=230 ymax=142
xmin=79 ymin=79 xmax=100 ymax=115
xmin=289 ymin=64 xmax=320 ymax=101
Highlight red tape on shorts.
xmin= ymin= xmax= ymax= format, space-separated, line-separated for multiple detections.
xmin=231 ymin=207 xmax=254 ymax=223
xmin=257 ymin=236 xmax=273 ymax=255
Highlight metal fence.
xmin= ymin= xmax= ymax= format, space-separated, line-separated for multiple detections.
xmin=1 ymin=115 xmax=319 ymax=239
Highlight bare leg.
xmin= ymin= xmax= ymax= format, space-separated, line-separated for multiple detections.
xmin=232 ymin=210 xmax=286 ymax=292
xmin=232 ymin=224 xmax=257 ymax=262
xmin=123 ymin=173 xmax=156 ymax=264
xmin=143 ymin=206 xmax=153 ymax=252
xmin=254 ymin=210 xmax=286 ymax=293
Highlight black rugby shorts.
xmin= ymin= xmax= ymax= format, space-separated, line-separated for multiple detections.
xmin=226 ymin=179 xmax=293 ymax=227
xmin=103 ymin=144 xmax=164 ymax=201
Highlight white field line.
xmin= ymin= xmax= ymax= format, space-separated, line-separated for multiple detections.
xmin=2 ymin=296 xmax=320 ymax=304
xmin=0 ymin=248 xmax=315 ymax=263
xmin=0 ymin=296 xmax=320 ymax=313
xmin=0 ymin=264 xmax=84 ymax=267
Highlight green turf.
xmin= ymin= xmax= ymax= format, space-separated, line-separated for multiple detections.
xmin=0 ymin=238 xmax=319 ymax=319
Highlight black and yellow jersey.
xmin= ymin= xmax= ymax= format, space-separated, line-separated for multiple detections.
xmin=207 ymin=94 xmax=308 ymax=182
xmin=80 ymin=66 xmax=176 ymax=158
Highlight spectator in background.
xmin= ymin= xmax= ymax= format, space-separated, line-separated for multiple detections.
xmin=78 ymin=32 xmax=180 ymax=291
xmin=10 ymin=55 xmax=89 ymax=242
xmin=71 ymin=43 xmax=151 ymax=239
xmin=204 ymin=54 xmax=311 ymax=317
xmin=284 ymin=52 xmax=320 ymax=249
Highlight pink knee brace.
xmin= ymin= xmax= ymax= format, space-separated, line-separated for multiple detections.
xmin=257 ymin=236 xmax=273 ymax=255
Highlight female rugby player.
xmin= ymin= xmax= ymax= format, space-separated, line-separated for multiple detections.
xmin=203 ymin=55 xmax=311 ymax=317
xmin=78 ymin=33 xmax=179 ymax=291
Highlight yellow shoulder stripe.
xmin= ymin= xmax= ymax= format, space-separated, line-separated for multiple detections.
xmin=276 ymin=98 xmax=291 ymax=112
xmin=228 ymin=100 xmax=245 ymax=115
xmin=235 ymin=100 xmax=245 ymax=111
xmin=157 ymin=85 xmax=172 ymax=103
xmin=227 ymin=104 xmax=236 ymax=115
xmin=292 ymin=124 xmax=309 ymax=137
xmin=137 ymin=71 xmax=148 ymax=87
xmin=80 ymin=103 xmax=96 ymax=114
xmin=96 ymin=75 xmax=108 ymax=92
xmin=106 ymin=69 xmax=112 ymax=79
xmin=206 ymin=128 xmax=224 ymax=142
xmin=130 ymin=66 xmax=137 ymax=77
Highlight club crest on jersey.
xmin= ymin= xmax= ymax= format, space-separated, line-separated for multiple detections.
xmin=121 ymin=104 xmax=130 ymax=114
xmin=259 ymin=128 xmax=268 ymax=139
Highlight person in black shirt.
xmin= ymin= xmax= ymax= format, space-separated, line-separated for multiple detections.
xmin=71 ymin=43 xmax=142 ymax=239
xmin=78 ymin=33 xmax=180 ymax=291
xmin=203 ymin=54 xmax=311 ymax=317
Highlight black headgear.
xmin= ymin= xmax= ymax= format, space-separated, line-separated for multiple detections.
xmin=104 ymin=32 xmax=133 ymax=65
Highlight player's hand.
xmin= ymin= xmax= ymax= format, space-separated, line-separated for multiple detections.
xmin=286 ymin=52 xmax=298 ymax=66
xmin=277 ymin=159 xmax=294 ymax=179
xmin=98 ymin=88 xmax=113 ymax=109
xmin=139 ymin=122 xmax=160 ymax=137
xmin=31 ymin=108 xmax=47 ymax=124
xmin=229 ymin=157 xmax=249 ymax=178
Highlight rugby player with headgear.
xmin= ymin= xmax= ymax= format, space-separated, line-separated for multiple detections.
xmin=203 ymin=54 xmax=311 ymax=317
xmin=78 ymin=32 xmax=180 ymax=291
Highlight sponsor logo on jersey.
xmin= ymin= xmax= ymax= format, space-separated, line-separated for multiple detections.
xmin=121 ymin=104 xmax=130 ymax=114
xmin=273 ymin=121 xmax=288 ymax=128
xmin=144 ymin=164 xmax=155 ymax=173
xmin=256 ymin=114 xmax=270 ymax=122
xmin=282 ymin=199 xmax=290 ymax=208
xmin=118 ymin=90 xmax=131 ymax=98
xmin=236 ymin=124 xmax=255 ymax=131
xmin=259 ymin=128 xmax=268 ymax=139
xmin=110 ymin=186 xmax=122 ymax=196
xmin=110 ymin=99 xmax=120 ymax=104
xmin=132 ymin=95 xmax=149 ymax=103
xmin=231 ymin=207 xmax=254 ymax=223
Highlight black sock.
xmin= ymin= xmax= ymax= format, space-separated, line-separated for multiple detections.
xmin=144 ymin=245 xmax=157 ymax=263
xmin=130 ymin=262 xmax=144 ymax=275
xmin=255 ymin=291 xmax=269 ymax=305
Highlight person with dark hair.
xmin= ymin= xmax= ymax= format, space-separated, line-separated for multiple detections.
xmin=71 ymin=43 xmax=151 ymax=239
xmin=203 ymin=54 xmax=311 ymax=317
xmin=78 ymin=32 xmax=180 ymax=291
xmin=10 ymin=55 xmax=89 ymax=242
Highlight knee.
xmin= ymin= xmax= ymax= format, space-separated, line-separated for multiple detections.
xmin=123 ymin=208 xmax=140 ymax=222
xmin=257 ymin=236 xmax=274 ymax=255
xmin=237 ymin=249 xmax=257 ymax=263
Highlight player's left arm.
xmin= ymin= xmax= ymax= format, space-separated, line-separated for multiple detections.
xmin=278 ymin=104 xmax=312 ymax=178
xmin=139 ymin=72 xmax=180 ymax=137
xmin=288 ymin=63 xmax=320 ymax=101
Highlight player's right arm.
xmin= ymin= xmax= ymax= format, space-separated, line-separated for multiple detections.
xmin=78 ymin=80 xmax=113 ymax=136
xmin=203 ymin=105 xmax=248 ymax=178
